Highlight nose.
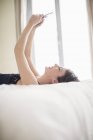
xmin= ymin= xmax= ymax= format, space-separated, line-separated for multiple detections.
xmin=54 ymin=64 xmax=58 ymax=67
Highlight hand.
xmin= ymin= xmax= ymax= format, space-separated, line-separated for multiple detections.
xmin=29 ymin=14 xmax=44 ymax=28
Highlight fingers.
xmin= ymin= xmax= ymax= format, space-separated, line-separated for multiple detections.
xmin=38 ymin=14 xmax=45 ymax=22
xmin=28 ymin=14 xmax=45 ymax=28
xmin=33 ymin=14 xmax=45 ymax=27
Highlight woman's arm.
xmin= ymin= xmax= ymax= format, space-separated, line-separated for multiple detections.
xmin=24 ymin=27 xmax=39 ymax=77
xmin=14 ymin=15 xmax=44 ymax=85
xmin=25 ymin=16 xmax=44 ymax=77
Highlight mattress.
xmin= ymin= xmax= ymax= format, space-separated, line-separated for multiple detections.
xmin=0 ymin=80 xmax=93 ymax=140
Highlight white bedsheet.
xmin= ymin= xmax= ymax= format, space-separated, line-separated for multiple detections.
xmin=0 ymin=80 xmax=93 ymax=140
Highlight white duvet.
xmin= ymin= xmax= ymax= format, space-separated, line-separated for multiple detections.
xmin=0 ymin=80 xmax=93 ymax=140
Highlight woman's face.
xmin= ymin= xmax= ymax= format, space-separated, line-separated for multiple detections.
xmin=44 ymin=64 xmax=66 ymax=83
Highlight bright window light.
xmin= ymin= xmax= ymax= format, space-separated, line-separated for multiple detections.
xmin=32 ymin=0 xmax=59 ymax=74
xmin=31 ymin=0 xmax=92 ymax=80
xmin=59 ymin=0 xmax=92 ymax=80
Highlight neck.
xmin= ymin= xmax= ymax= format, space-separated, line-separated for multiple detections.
xmin=37 ymin=74 xmax=51 ymax=85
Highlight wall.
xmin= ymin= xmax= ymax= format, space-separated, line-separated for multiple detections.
xmin=0 ymin=0 xmax=18 ymax=73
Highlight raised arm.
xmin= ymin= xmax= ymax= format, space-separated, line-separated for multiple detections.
xmin=25 ymin=16 xmax=44 ymax=77
xmin=25 ymin=28 xmax=39 ymax=77
xmin=14 ymin=15 xmax=44 ymax=85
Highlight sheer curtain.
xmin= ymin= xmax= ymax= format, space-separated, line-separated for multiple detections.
xmin=32 ymin=0 xmax=59 ymax=74
xmin=59 ymin=0 xmax=92 ymax=80
xmin=87 ymin=0 xmax=93 ymax=78
xmin=14 ymin=0 xmax=21 ymax=40
xmin=14 ymin=0 xmax=27 ymax=40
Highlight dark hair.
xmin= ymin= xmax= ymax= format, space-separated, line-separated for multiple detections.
xmin=57 ymin=69 xmax=79 ymax=83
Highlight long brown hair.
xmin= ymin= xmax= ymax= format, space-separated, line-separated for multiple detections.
xmin=57 ymin=69 xmax=79 ymax=83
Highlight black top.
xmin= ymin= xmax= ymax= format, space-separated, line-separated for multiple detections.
xmin=0 ymin=73 xmax=20 ymax=85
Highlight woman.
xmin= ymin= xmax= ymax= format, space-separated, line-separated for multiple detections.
xmin=0 ymin=14 xmax=79 ymax=85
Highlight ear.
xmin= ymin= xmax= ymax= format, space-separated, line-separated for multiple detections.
xmin=52 ymin=78 xmax=58 ymax=84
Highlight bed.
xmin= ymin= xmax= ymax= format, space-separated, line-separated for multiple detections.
xmin=0 ymin=80 xmax=93 ymax=140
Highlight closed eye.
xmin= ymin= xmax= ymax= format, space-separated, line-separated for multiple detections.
xmin=59 ymin=67 xmax=64 ymax=71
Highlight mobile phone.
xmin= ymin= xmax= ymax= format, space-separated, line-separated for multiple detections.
xmin=44 ymin=12 xmax=53 ymax=18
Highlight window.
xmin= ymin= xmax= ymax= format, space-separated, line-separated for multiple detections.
xmin=32 ymin=0 xmax=59 ymax=74
xmin=27 ymin=0 xmax=92 ymax=80
xmin=59 ymin=0 xmax=92 ymax=80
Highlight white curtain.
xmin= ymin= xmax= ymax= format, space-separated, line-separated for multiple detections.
xmin=86 ymin=0 xmax=93 ymax=78
xmin=20 ymin=0 xmax=27 ymax=31
xmin=14 ymin=0 xmax=27 ymax=40
xmin=14 ymin=0 xmax=21 ymax=40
